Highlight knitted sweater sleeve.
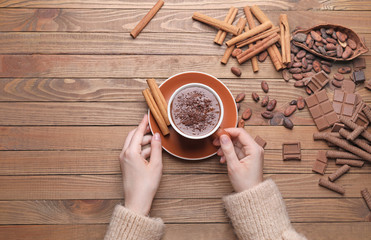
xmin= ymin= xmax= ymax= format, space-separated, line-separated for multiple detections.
xmin=104 ymin=205 xmax=164 ymax=240
xmin=223 ymin=179 xmax=307 ymax=240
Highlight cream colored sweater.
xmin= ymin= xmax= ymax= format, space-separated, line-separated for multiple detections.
xmin=104 ymin=179 xmax=306 ymax=240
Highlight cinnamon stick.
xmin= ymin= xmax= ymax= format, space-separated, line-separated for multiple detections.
xmin=214 ymin=7 xmax=238 ymax=45
xmin=237 ymin=27 xmax=280 ymax=48
xmin=147 ymin=78 xmax=170 ymax=126
xmin=340 ymin=116 xmax=371 ymax=142
xmin=237 ymin=33 xmax=280 ymax=64
xmin=335 ymin=159 xmax=364 ymax=167
xmin=225 ymin=21 xmax=272 ymax=47
xmin=130 ymin=0 xmax=164 ymax=39
xmin=313 ymin=132 xmax=371 ymax=162
xmin=192 ymin=12 xmax=240 ymax=35
xmin=328 ymin=164 xmax=351 ymax=182
xmin=250 ymin=5 xmax=283 ymax=71
xmin=244 ymin=6 xmax=259 ymax=72
xmin=279 ymin=14 xmax=291 ymax=64
xmin=318 ymin=178 xmax=345 ymax=195
xmin=339 ymin=128 xmax=371 ymax=154
xmin=142 ymin=88 xmax=169 ymax=136
xmin=326 ymin=150 xmax=362 ymax=160
xmin=221 ymin=18 xmax=247 ymax=64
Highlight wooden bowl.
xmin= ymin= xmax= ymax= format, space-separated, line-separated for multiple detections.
xmin=292 ymin=24 xmax=368 ymax=61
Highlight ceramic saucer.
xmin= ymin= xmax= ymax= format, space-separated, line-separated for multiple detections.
xmin=149 ymin=71 xmax=238 ymax=160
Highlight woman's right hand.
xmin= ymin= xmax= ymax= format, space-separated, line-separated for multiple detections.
xmin=213 ymin=128 xmax=264 ymax=193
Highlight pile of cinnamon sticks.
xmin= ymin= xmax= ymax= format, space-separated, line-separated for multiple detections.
xmin=192 ymin=5 xmax=292 ymax=72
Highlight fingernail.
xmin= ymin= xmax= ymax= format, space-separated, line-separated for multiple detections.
xmin=220 ymin=135 xmax=230 ymax=144
xmin=154 ymin=132 xmax=161 ymax=141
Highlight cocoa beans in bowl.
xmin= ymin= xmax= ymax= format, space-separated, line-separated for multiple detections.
xmin=292 ymin=24 xmax=368 ymax=61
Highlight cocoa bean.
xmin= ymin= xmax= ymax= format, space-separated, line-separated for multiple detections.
xmin=338 ymin=39 xmax=347 ymax=48
xmin=320 ymin=60 xmax=332 ymax=67
xmin=282 ymin=69 xmax=290 ymax=82
xmin=305 ymin=64 xmax=313 ymax=72
xmin=292 ymin=62 xmax=302 ymax=68
xmin=289 ymin=68 xmax=302 ymax=74
xmin=307 ymin=39 xmax=314 ymax=49
xmin=325 ymin=43 xmax=336 ymax=51
xmin=284 ymin=105 xmax=297 ymax=117
xmin=261 ymin=111 xmax=274 ymax=119
xmin=336 ymin=44 xmax=343 ymax=58
xmin=235 ymin=93 xmax=245 ymax=103
xmin=231 ymin=67 xmax=241 ymax=77
xmin=232 ymin=48 xmax=242 ymax=57
xmin=322 ymin=65 xmax=331 ymax=74
xmin=315 ymin=41 xmax=324 ymax=47
xmin=236 ymin=102 xmax=241 ymax=111
xmin=267 ymin=99 xmax=277 ymax=111
xmin=297 ymin=96 xmax=305 ymax=110
xmin=336 ymin=31 xmax=347 ymax=42
xmin=294 ymin=56 xmax=300 ymax=62
xmin=332 ymin=79 xmax=342 ymax=88
xmin=302 ymin=72 xmax=314 ymax=78
xmin=301 ymin=57 xmax=308 ymax=69
xmin=242 ymin=108 xmax=252 ymax=120
xmin=296 ymin=50 xmax=306 ymax=59
xmin=334 ymin=73 xmax=344 ymax=81
xmin=310 ymin=31 xmax=322 ymax=42
xmin=294 ymin=80 xmax=306 ymax=87
xmin=313 ymin=45 xmax=320 ymax=53
xmin=293 ymin=33 xmax=307 ymax=42
xmin=238 ymin=119 xmax=245 ymax=128
xmin=252 ymin=92 xmax=260 ymax=102
xmin=332 ymin=31 xmax=337 ymax=40
xmin=318 ymin=46 xmax=327 ymax=55
xmin=320 ymin=28 xmax=329 ymax=39
xmin=342 ymin=46 xmax=353 ymax=59
xmin=306 ymin=54 xmax=315 ymax=60
xmin=258 ymin=51 xmax=268 ymax=62
xmin=347 ymin=39 xmax=357 ymax=50
xmin=290 ymin=100 xmax=297 ymax=105
xmin=261 ymin=81 xmax=269 ymax=93
xmin=326 ymin=28 xmax=334 ymax=35
xmin=306 ymin=34 xmax=312 ymax=45
xmin=326 ymin=37 xmax=337 ymax=44
xmin=291 ymin=43 xmax=299 ymax=54
xmin=327 ymin=51 xmax=337 ymax=57
xmin=293 ymin=73 xmax=303 ymax=80
xmin=313 ymin=60 xmax=322 ymax=72
xmin=270 ymin=112 xmax=285 ymax=126
xmin=261 ymin=96 xmax=269 ymax=107
xmin=338 ymin=67 xmax=351 ymax=74
xmin=305 ymin=86 xmax=312 ymax=95
xmin=322 ymin=38 xmax=328 ymax=45
xmin=283 ymin=117 xmax=294 ymax=129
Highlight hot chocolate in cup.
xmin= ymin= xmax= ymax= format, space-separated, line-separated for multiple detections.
xmin=168 ymin=83 xmax=224 ymax=140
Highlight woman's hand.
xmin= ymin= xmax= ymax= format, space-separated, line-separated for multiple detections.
xmin=120 ymin=114 xmax=163 ymax=216
xmin=213 ymin=128 xmax=264 ymax=193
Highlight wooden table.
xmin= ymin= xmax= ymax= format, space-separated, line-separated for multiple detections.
xmin=0 ymin=1 xmax=370 ymax=239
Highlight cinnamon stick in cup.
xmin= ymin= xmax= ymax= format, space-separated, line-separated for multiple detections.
xmin=192 ymin=12 xmax=240 ymax=35
xmin=147 ymin=78 xmax=170 ymax=126
xmin=143 ymin=88 xmax=169 ymax=136
xmin=214 ymin=7 xmax=238 ymax=45
xmin=244 ymin=6 xmax=259 ymax=72
xmin=221 ymin=18 xmax=247 ymax=64
xmin=130 ymin=0 xmax=164 ymax=39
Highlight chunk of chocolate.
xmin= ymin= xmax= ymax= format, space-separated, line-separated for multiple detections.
xmin=306 ymin=71 xmax=329 ymax=93
xmin=352 ymin=70 xmax=365 ymax=84
xmin=312 ymin=160 xmax=327 ymax=175
xmin=254 ymin=135 xmax=267 ymax=149
xmin=332 ymin=90 xmax=356 ymax=117
xmin=282 ymin=142 xmax=301 ymax=160
xmin=353 ymin=57 xmax=366 ymax=70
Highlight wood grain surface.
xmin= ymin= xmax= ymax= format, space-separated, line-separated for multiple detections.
xmin=0 ymin=0 xmax=370 ymax=239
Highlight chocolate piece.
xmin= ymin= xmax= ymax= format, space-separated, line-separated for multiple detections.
xmin=317 ymin=150 xmax=328 ymax=163
xmin=282 ymin=142 xmax=301 ymax=160
xmin=351 ymin=102 xmax=369 ymax=127
xmin=335 ymin=159 xmax=364 ymax=167
xmin=254 ymin=135 xmax=267 ymax=149
xmin=305 ymin=90 xmax=339 ymax=131
xmin=331 ymin=123 xmax=345 ymax=132
xmin=318 ymin=178 xmax=345 ymax=195
xmin=353 ymin=57 xmax=366 ymax=70
xmin=352 ymin=70 xmax=365 ymax=84
xmin=365 ymin=80 xmax=371 ymax=91
xmin=242 ymin=108 xmax=252 ymax=120
xmin=341 ymin=80 xmax=356 ymax=93
xmin=306 ymin=71 xmax=329 ymax=92
xmin=361 ymin=188 xmax=371 ymax=211
xmin=328 ymin=164 xmax=351 ymax=182
xmin=332 ymin=89 xmax=356 ymax=117
xmin=312 ymin=160 xmax=327 ymax=175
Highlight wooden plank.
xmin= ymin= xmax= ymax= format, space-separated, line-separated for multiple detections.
xmin=0 ymin=198 xmax=369 ymax=224
xmin=1 ymin=223 xmax=370 ymax=240
xmin=0 ymin=126 xmax=329 ymax=150
xmin=1 ymin=32 xmax=370 ymax=55
xmin=1 ymin=9 xmax=371 ymax=33
xmin=1 ymin=150 xmax=370 ymax=175
xmin=1 ymin=78 xmax=369 ymax=102
xmin=0 ymin=174 xmax=369 ymax=200
xmin=0 ymin=0 xmax=370 ymax=11
xmin=2 ymin=55 xmax=371 ymax=79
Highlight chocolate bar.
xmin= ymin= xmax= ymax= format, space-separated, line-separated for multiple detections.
xmin=353 ymin=57 xmax=366 ymax=70
xmin=351 ymin=101 xmax=369 ymax=128
xmin=331 ymin=123 xmax=345 ymax=132
xmin=254 ymin=135 xmax=267 ymax=149
xmin=312 ymin=151 xmax=328 ymax=174
xmin=305 ymin=90 xmax=339 ymax=131
xmin=282 ymin=142 xmax=301 ymax=160
xmin=361 ymin=188 xmax=371 ymax=211
xmin=341 ymin=80 xmax=355 ymax=93
xmin=352 ymin=70 xmax=365 ymax=84
xmin=328 ymin=164 xmax=351 ymax=182
xmin=332 ymin=90 xmax=356 ymax=117
xmin=318 ymin=178 xmax=345 ymax=195
xmin=335 ymin=159 xmax=365 ymax=167
xmin=306 ymin=71 xmax=329 ymax=92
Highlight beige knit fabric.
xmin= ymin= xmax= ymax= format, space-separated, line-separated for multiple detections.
xmin=104 ymin=205 xmax=164 ymax=240
xmin=223 ymin=179 xmax=307 ymax=240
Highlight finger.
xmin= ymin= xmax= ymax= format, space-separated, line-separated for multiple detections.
xmin=122 ymin=128 xmax=137 ymax=152
xmin=141 ymin=135 xmax=152 ymax=146
xmin=224 ymin=128 xmax=258 ymax=147
xmin=149 ymin=132 xmax=163 ymax=167
xmin=220 ymin=156 xmax=226 ymax=164
xmin=220 ymin=135 xmax=239 ymax=167
xmin=212 ymin=138 xmax=221 ymax=146
xmin=130 ymin=114 xmax=149 ymax=150
xmin=217 ymin=148 xmax=224 ymax=156
xmin=141 ymin=147 xmax=151 ymax=159
xmin=146 ymin=125 xmax=151 ymax=134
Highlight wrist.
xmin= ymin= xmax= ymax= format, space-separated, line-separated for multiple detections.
xmin=125 ymin=198 xmax=152 ymax=216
